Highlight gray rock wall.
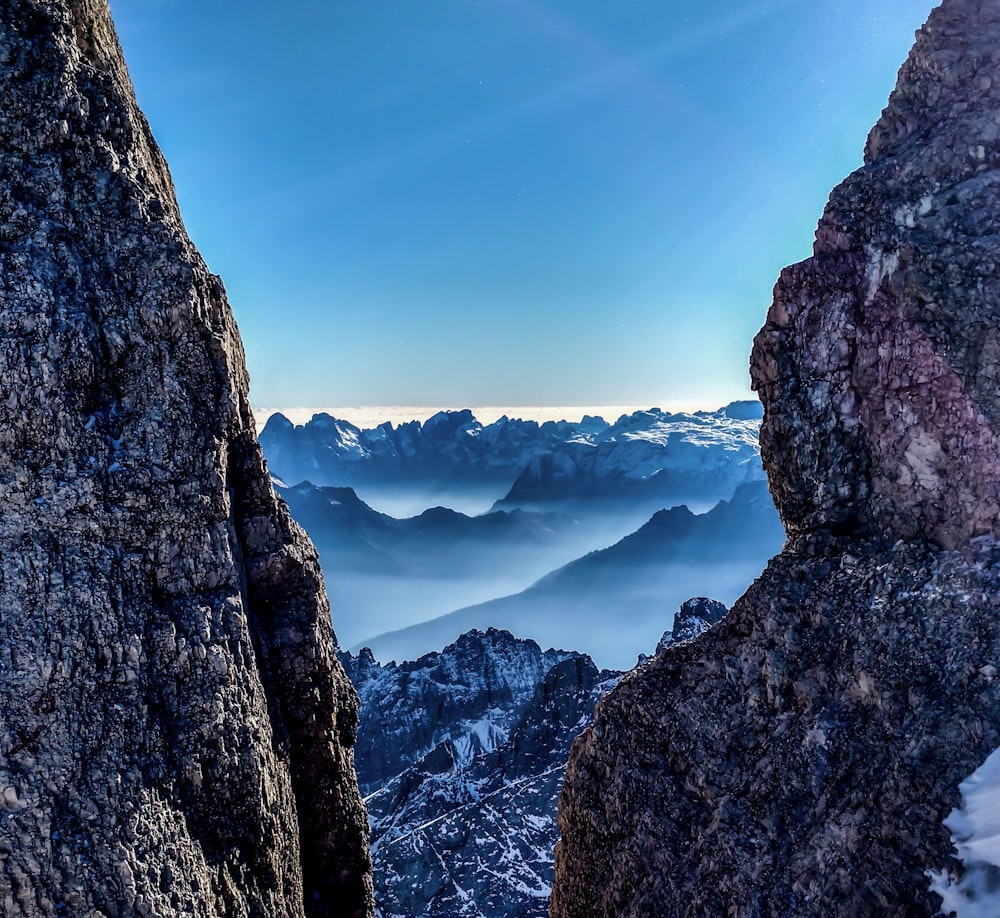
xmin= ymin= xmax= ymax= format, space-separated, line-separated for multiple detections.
xmin=550 ymin=1 xmax=1000 ymax=914
xmin=552 ymin=540 xmax=1000 ymax=916
xmin=0 ymin=2 xmax=371 ymax=915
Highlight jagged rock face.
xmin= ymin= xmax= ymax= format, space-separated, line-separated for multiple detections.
xmin=751 ymin=0 xmax=1000 ymax=550
xmin=341 ymin=629 xmax=574 ymax=797
xmin=0 ymin=3 xmax=371 ymax=916
xmin=654 ymin=596 xmax=728 ymax=652
xmin=552 ymin=540 xmax=1000 ymax=916
xmin=551 ymin=1 xmax=1000 ymax=915
xmin=342 ymin=629 xmax=620 ymax=918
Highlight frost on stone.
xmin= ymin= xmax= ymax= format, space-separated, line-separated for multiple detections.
xmin=929 ymin=748 xmax=1000 ymax=917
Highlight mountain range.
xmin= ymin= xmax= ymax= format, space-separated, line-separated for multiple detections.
xmin=273 ymin=480 xmax=591 ymax=648
xmin=340 ymin=606 xmax=727 ymax=917
xmin=265 ymin=403 xmax=777 ymax=665
xmin=359 ymin=480 xmax=784 ymax=669
xmin=260 ymin=402 xmax=765 ymax=519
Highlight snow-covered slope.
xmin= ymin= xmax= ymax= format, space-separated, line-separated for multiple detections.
xmin=339 ymin=629 xmax=574 ymax=795
xmin=342 ymin=616 xmax=726 ymax=917
xmin=261 ymin=409 xmax=597 ymax=515
xmin=339 ymin=628 xmax=603 ymax=917
xmin=496 ymin=402 xmax=765 ymax=515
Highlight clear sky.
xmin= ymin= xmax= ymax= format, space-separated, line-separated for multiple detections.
xmin=107 ymin=0 xmax=934 ymax=413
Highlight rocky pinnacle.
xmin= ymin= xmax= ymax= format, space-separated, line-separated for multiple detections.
xmin=753 ymin=0 xmax=1000 ymax=550
xmin=551 ymin=1 xmax=1000 ymax=915
xmin=0 ymin=2 xmax=372 ymax=916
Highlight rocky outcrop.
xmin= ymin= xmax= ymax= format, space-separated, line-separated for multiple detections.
xmin=654 ymin=596 xmax=728 ymax=652
xmin=550 ymin=1 xmax=1000 ymax=915
xmin=340 ymin=628 xmax=574 ymax=796
xmin=552 ymin=541 xmax=1000 ymax=916
xmin=342 ymin=629 xmax=620 ymax=918
xmin=753 ymin=0 xmax=1000 ymax=551
xmin=0 ymin=2 xmax=371 ymax=916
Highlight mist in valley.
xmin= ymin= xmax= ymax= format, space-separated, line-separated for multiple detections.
xmin=274 ymin=434 xmax=784 ymax=668
xmin=279 ymin=478 xmax=680 ymax=650
xmin=362 ymin=558 xmax=772 ymax=671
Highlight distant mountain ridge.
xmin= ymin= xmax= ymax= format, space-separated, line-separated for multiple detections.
xmin=261 ymin=407 xmax=600 ymax=487
xmin=273 ymin=480 xmax=596 ymax=648
xmin=495 ymin=402 xmax=765 ymax=514
xmin=260 ymin=402 xmax=764 ymax=517
xmin=359 ymin=479 xmax=784 ymax=668
xmin=274 ymin=480 xmax=575 ymax=577
xmin=263 ymin=400 xmax=776 ymax=665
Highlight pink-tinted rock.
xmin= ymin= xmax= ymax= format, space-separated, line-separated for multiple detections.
xmin=753 ymin=0 xmax=1000 ymax=549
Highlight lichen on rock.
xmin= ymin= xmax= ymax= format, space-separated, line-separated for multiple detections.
xmin=0 ymin=2 xmax=372 ymax=915
xmin=550 ymin=1 xmax=1000 ymax=915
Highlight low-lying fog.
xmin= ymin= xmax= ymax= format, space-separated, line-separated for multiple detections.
xmin=358 ymin=560 xmax=770 ymax=671
xmin=348 ymin=482 xmax=510 ymax=519
xmin=279 ymin=477 xmax=784 ymax=670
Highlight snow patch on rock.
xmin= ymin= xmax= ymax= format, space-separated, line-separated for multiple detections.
xmin=929 ymin=747 xmax=1000 ymax=917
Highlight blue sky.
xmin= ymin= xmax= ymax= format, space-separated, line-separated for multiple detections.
xmin=108 ymin=0 xmax=934 ymax=412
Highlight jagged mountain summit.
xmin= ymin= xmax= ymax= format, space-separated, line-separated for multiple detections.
xmin=340 ymin=617 xmax=730 ymax=917
xmin=0 ymin=3 xmax=370 ymax=916
xmin=654 ymin=596 xmax=729 ymax=650
xmin=494 ymin=401 xmax=765 ymax=515
xmin=261 ymin=408 xmax=604 ymax=486
xmin=261 ymin=409 xmax=595 ymax=516
xmin=259 ymin=402 xmax=764 ymax=518
xmin=340 ymin=628 xmax=596 ymax=917
xmin=552 ymin=1 xmax=1000 ymax=916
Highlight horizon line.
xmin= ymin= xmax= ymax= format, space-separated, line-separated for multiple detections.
xmin=251 ymin=398 xmax=759 ymax=431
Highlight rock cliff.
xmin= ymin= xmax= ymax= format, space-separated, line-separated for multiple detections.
xmin=551 ymin=1 xmax=1000 ymax=915
xmin=340 ymin=629 xmax=621 ymax=917
xmin=0 ymin=2 xmax=371 ymax=916
xmin=754 ymin=0 xmax=1000 ymax=551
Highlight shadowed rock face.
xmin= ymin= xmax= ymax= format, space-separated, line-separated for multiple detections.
xmin=0 ymin=2 xmax=372 ymax=916
xmin=551 ymin=539 xmax=1000 ymax=917
xmin=551 ymin=1 xmax=1000 ymax=915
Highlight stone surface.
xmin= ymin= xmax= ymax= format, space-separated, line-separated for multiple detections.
xmin=0 ymin=2 xmax=371 ymax=916
xmin=552 ymin=540 xmax=1000 ymax=916
xmin=654 ymin=596 xmax=728 ymax=652
xmin=752 ymin=0 xmax=1000 ymax=550
xmin=342 ymin=629 xmax=573 ymax=798
xmin=550 ymin=1 xmax=1000 ymax=915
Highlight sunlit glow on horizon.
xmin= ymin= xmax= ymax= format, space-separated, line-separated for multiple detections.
xmin=251 ymin=399 xmax=754 ymax=432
